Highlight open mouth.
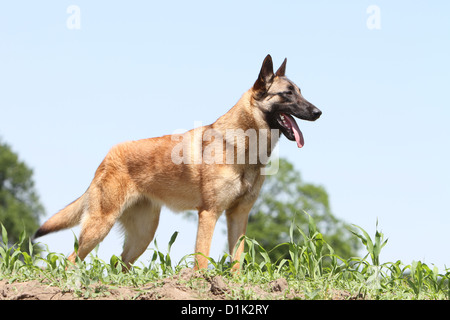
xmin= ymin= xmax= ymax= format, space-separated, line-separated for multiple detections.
xmin=276 ymin=112 xmax=304 ymax=148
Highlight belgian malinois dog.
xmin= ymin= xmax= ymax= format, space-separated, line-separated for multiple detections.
xmin=34 ymin=55 xmax=322 ymax=270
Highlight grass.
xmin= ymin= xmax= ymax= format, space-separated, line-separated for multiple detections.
xmin=1 ymin=213 xmax=449 ymax=300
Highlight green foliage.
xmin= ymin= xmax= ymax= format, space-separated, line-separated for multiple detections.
xmin=0 ymin=217 xmax=450 ymax=300
xmin=247 ymin=158 xmax=360 ymax=262
xmin=150 ymin=231 xmax=190 ymax=276
xmin=0 ymin=139 xmax=45 ymax=249
xmin=349 ymin=219 xmax=388 ymax=267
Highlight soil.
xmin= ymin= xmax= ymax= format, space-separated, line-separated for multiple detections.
xmin=0 ymin=268 xmax=353 ymax=300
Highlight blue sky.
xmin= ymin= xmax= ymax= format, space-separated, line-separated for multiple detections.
xmin=1 ymin=1 xmax=449 ymax=270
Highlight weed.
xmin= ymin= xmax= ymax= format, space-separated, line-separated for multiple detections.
xmin=1 ymin=216 xmax=449 ymax=300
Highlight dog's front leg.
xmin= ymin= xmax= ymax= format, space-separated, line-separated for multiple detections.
xmin=194 ymin=209 xmax=221 ymax=269
xmin=225 ymin=203 xmax=253 ymax=272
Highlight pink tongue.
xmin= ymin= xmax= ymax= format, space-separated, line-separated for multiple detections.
xmin=282 ymin=113 xmax=304 ymax=148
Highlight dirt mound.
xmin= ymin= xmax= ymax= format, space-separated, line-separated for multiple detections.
xmin=0 ymin=269 xmax=304 ymax=300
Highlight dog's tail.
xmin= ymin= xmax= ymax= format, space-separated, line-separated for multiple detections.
xmin=34 ymin=192 xmax=87 ymax=240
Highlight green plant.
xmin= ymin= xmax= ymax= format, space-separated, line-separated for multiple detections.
xmin=283 ymin=212 xmax=335 ymax=280
xmin=1 ymin=216 xmax=450 ymax=300
xmin=349 ymin=219 xmax=388 ymax=268
xmin=148 ymin=231 xmax=191 ymax=276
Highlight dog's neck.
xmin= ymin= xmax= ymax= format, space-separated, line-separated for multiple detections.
xmin=211 ymin=90 xmax=280 ymax=165
xmin=212 ymin=90 xmax=268 ymax=131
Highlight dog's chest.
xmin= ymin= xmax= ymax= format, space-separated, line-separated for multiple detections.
xmin=213 ymin=165 xmax=264 ymax=209
xmin=239 ymin=168 xmax=261 ymax=194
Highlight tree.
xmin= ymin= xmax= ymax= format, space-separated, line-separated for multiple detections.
xmin=246 ymin=158 xmax=360 ymax=262
xmin=0 ymin=138 xmax=45 ymax=248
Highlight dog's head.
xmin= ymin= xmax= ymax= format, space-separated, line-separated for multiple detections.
xmin=252 ymin=54 xmax=322 ymax=148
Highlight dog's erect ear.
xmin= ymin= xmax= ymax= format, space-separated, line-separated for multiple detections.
xmin=275 ymin=58 xmax=287 ymax=77
xmin=253 ymin=54 xmax=274 ymax=92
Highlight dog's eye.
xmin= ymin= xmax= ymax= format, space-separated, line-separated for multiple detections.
xmin=275 ymin=90 xmax=293 ymax=98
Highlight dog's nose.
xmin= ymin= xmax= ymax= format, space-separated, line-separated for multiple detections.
xmin=313 ymin=108 xmax=322 ymax=119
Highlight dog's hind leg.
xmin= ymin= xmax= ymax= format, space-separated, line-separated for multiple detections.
xmin=119 ymin=198 xmax=161 ymax=268
xmin=66 ymin=181 xmax=126 ymax=264
xmin=67 ymin=210 xmax=118 ymax=264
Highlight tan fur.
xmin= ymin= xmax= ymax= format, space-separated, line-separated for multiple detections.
xmin=34 ymin=55 xmax=321 ymax=270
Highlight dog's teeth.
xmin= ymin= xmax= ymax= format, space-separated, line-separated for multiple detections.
xmin=280 ymin=115 xmax=285 ymax=120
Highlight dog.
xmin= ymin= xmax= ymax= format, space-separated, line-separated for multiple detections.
xmin=34 ymin=55 xmax=322 ymax=270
